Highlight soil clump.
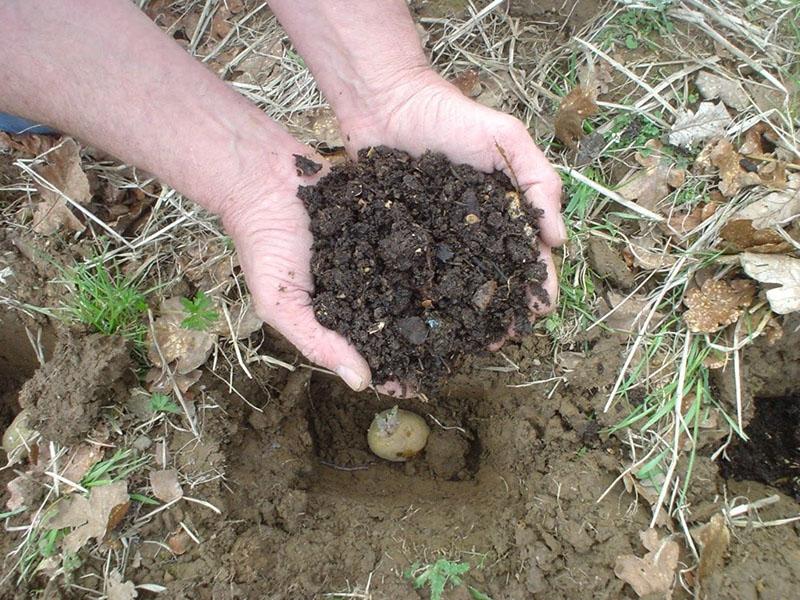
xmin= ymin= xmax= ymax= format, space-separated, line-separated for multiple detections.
xmin=300 ymin=146 xmax=547 ymax=388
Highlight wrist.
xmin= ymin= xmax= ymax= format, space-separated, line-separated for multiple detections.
xmin=336 ymin=68 xmax=457 ymax=151
xmin=195 ymin=116 xmax=313 ymax=233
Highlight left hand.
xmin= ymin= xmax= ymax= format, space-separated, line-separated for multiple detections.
xmin=337 ymin=69 xmax=565 ymax=318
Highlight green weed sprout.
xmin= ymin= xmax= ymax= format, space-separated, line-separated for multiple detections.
xmin=148 ymin=393 xmax=181 ymax=415
xmin=180 ymin=291 xmax=218 ymax=331
xmin=62 ymin=261 xmax=148 ymax=346
xmin=80 ymin=448 xmax=149 ymax=489
xmin=404 ymin=559 xmax=492 ymax=600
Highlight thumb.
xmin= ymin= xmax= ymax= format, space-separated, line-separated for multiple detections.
xmin=269 ymin=301 xmax=372 ymax=392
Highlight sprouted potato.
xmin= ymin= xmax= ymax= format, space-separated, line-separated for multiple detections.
xmin=367 ymin=406 xmax=430 ymax=462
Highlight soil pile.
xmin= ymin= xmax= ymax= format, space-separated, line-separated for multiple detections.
xmin=300 ymin=147 xmax=547 ymax=387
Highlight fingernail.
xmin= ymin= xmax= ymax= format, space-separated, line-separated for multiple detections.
xmin=336 ymin=365 xmax=365 ymax=391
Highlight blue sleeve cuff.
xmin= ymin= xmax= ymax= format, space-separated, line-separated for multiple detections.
xmin=0 ymin=112 xmax=56 ymax=135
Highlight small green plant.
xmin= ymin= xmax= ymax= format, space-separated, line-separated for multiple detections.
xmin=148 ymin=392 xmax=181 ymax=415
xmin=404 ymin=559 xmax=491 ymax=600
xmin=80 ymin=448 xmax=150 ymax=489
xmin=61 ymin=260 xmax=148 ymax=346
xmin=606 ymin=114 xmax=664 ymax=153
xmin=180 ymin=291 xmax=218 ymax=331
xmin=605 ymin=6 xmax=675 ymax=50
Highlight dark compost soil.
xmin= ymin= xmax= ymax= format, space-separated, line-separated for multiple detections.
xmin=719 ymin=395 xmax=800 ymax=501
xmin=299 ymin=146 xmax=548 ymax=388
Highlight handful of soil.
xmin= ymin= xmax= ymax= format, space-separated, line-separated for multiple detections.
xmin=299 ymin=147 xmax=548 ymax=388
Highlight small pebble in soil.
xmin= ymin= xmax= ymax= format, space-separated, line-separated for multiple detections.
xmin=300 ymin=146 xmax=549 ymax=388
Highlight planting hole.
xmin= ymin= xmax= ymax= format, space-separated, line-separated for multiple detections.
xmin=719 ymin=395 xmax=800 ymax=501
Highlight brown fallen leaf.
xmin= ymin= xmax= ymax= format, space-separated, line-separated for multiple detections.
xmin=167 ymin=530 xmax=193 ymax=555
xmin=62 ymin=444 xmax=105 ymax=487
xmin=692 ymin=513 xmax=730 ymax=587
xmin=758 ymin=160 xmax=788 ymax=189
xmin=210 ymin=6 xmax=232 ymax=39
xmin=618 ymin=140 xmax=686 ymax=212
xmin=147 ymin=297 xmax=218 ymax=374
xmin=208 ymin=302 xmax=263 ymax=339
xmin=0 ymin=131 xmax=58 ymax=157
xmin=601 ymin=291 xmax=663 ymax=334
xmin=47 ymin=480 xmax=129 ymax=553
xmin=626 ymin=234 xmax=679 ymax=271
xmin=665 ymin=201 xmax=719 ymax=236
xmin=683 ymin=279 xmax=755 ymax=333
xmin=578 ymin=61 xmax=613 ymax=96
xmin=734 ymin=173 xmax=800 ymax=228
xmin=554 ymin=86 xmax=599 ymax=149
xmin=703 ymin=349 xmax=728 ymax=369
xmin=6 ymin=474 xmax=39 ymax=511
xmin=614 ymin=528 xmax=679 ymax=597
xmin=739 ymin=121 xmax=779 ymax=156
xmin=709 ymin=139 xmax=761 ymax=197
xmin=668 ymin=102 xmax=731 ymax=149
xmin=452 ymin=69 xmax=482 ymax=98
xmin=719 ymin=219 xmax=793 ymax=254
xmin=764 ymin=314 xmax=784 ymax=345
xmin=740 ymin=253 xmax=800 ymax=315
xmin=150 ymin=469 xmax=183 ymax=503
xmin=31 ymin=138 xmax=90 ymax=235
xmin=146 ymin=367 xmax=202 ymax=395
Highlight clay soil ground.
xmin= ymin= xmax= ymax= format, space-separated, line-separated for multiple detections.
xmin=2 ymin=1 xmax=800 ymax=599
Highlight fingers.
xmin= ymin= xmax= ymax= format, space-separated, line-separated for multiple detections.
xmin=498 ymin=122 xmax=567 ymax=248
xmin=529 ymin=244 xmax=558 ymax=317
xmin=375 ymin=380 xmax=417 ymax=399
xmin=269 ymin=299 xmax=372 ymax=392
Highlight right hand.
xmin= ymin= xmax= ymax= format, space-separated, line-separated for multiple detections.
xmin=222 ymin=151 xmax=372 ymax=392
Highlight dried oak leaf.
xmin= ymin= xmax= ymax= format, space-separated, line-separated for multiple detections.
xmin=554 ymin=86 xmax=599 ymax=149
xmin=617 ymin=140 xmax=686 ymax=212
xmin=758 ymin=160 xmax=788 ymax=189
xmin=147 ymin=297 xmax=218 ymax=374
xmin=145 ymin=367 xmax=202 ymax=395
xmin=601 ymin=291 xmax=663 ymax=334
xmin=627 ymin=233 xmax=679 ymax=271
xmin=734 ymin=173 xmax=800 ymax=228
xmin=719 ymin=219 xmax=793 ymax=254
xmin=692 ymin=513 xmax=730 ymax=586
xmin=208 ymin=302 xmax=263 ymax=338
xmin=31 ymin=138 xmax=90 ymax=235
xmin=149 ymin=469 xmax=183 ymax=503
xmin=107 ymin=569 xmax=138 ymax=600
xmin=614 ymin=528 xmax=679 ymax=597
xmin=668 ymin=102 xmax=732 ymax=149
xmin=62 ymin=444 xmax=105 ymax=486
xmin=683 ymin=279 xmax=755 ymax=333
xmin=665 ymin=201 xmax=719 ymax=236
xmin=740 ymin=252 xmax=800 ymax=315
xmin=578 ymin=61 xmax=613 ymax=96
xmin=694 ymin=71 xmax=748 ymax=111
xmin=709 ymin=139 xmax=761 ymax=197
xmin=47 ymin=480 xmax=128 ymax=553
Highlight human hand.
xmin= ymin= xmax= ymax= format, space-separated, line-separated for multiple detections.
xmin=222 ymin=151 xmax=372 ymax=392
xmin=339 ymin=69 xmax=565 ymax=318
